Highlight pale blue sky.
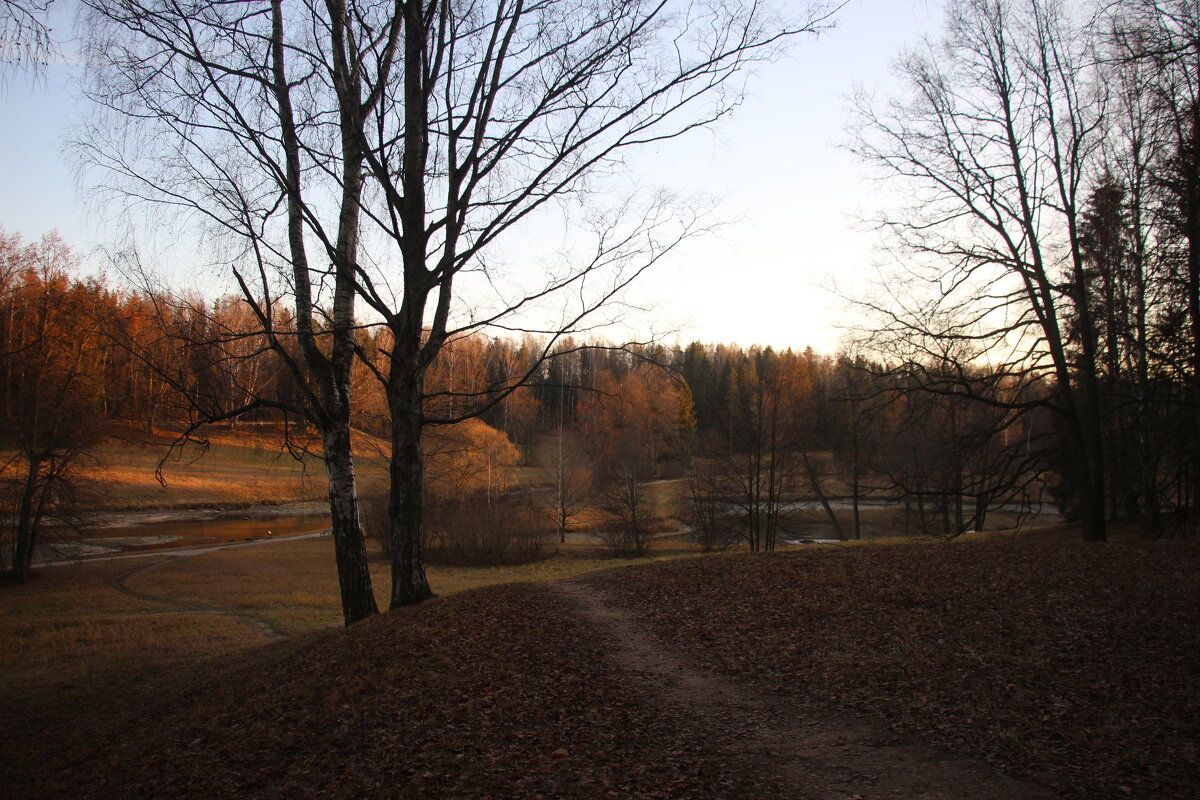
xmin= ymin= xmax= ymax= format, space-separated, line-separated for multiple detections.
xmin=0 ymin=0 xmax=943 ymax=352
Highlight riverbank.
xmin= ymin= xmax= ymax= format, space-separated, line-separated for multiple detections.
xmin=33 ymin=501 xmax=333 ymax=564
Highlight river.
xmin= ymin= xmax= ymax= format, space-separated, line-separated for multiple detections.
xmin=32 ymin=502 xmax=332 ymax=563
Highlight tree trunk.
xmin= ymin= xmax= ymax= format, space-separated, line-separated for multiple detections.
xmin=11 ymin=459 xmax=41 ymax=583
xmin=851 ymin=414 xmax=862 ymax=540
xmin=628 ymin=472 xmax=643 ymax=556
xmin=322 ymin=427 xmax=379 ymax=625
xmin=802 ymin=449 xmax=844 ymax=540
xmin=388 ymin=370 xmax=433 ymax=609
xmin=1063 ymin=380 xmax=1108 ymax=543
xmin=972 ymin=494 xmax=987 ymax=533
xmin=557 ymin=403 xmax=567 ymax=544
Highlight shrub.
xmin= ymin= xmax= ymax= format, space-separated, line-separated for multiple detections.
xmin=426 ymin=491 xmax=551 ymax=565
xmin=361 ymin=490 xmax=551 ymax=566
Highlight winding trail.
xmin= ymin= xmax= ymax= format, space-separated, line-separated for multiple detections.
xmin=552 ymin=579 xmax=1055 ymax=800
xmin=106 ymin=558 xmax=286 ymax=640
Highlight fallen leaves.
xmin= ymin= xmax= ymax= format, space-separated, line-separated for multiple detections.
xmin=3 ymin=583 xmax=775 ymax=799
xmin=585 ymin=538 xmax=1200 ymax=799
xmin=2 ymin=538 xmax=1195 ymax=799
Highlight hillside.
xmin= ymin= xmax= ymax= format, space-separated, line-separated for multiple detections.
xmin=78 ymin=424 xmax=392 ymax=511
xmin=2 ymin=537 xmax=1194 ymax=799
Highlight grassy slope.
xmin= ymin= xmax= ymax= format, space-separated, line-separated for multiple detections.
xmin=2 ymin=581 xmax=775 ymax=800
xmin=77 ymin=424 xmax=392 ymax=510
xmin=0 ymin=537 xmax=703 ymax=688
xmin=1 ymin=536 xmax=1195 ymax=799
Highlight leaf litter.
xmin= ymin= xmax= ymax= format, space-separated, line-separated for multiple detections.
xmin=2 ymin=537 xmax=1195 ymax=799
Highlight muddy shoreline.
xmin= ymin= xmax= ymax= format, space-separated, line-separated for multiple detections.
xmin=81 ymin=500 xmax=331 ymax=530
xmin=31 ymin=501 xmax=334 ymax=564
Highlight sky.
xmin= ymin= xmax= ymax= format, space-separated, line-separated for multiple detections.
xmin=0 ymin=0 xmax=944 ymax=354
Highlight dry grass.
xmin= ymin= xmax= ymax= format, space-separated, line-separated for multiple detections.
xmin=0 ymin=556 xmax=273 ymax=694
xmin=0 ymin=536 xmax=707 ymax=695
xmin=126 ymin=540 xmax=345 ymax=611
xmin=71 ymin=424 xmax=390 ymax=510
xmin=0 ymin=559 xmax=173 ymax=622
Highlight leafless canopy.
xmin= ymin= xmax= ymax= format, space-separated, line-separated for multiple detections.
xmin=79 ymin=0 xmax=843 ymax=614
xmin=1 ymin=0 xmax=54 ymax=82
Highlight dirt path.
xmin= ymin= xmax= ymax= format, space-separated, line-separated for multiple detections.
xmin=552 ymin=580 xmax=1055 ymax=800
xmin=107 ymin=559 xmax=286 ymax=640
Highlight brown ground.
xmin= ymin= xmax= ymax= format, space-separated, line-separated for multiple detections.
xmin=554 ymin=580 xmax=1053 ymax=799
xmin=585 ymin=538 xmax=1200 ymax=799
xmin=2 ymin=537 xmax=1195 ymax=799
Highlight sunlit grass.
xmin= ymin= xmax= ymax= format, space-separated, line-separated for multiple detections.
xmin=68 ymin=424 xmax=391 ymax=510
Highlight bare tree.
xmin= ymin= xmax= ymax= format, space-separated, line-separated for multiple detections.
xmin=686 ymin=439 xmax=740 ymax=550
xmin=849 ymin=0 xmax=1110 ymax=541
xmin=1 ymin=0 xmax=54 ymax=81
xmin=80 ymin=0 xmax=392 ymax=623
xmin=599 ymin=466 xmax=652 ymax=555
xmin=545 ymin=427 xmax=591 ymax=546
xmin=345 ymin=0 xmax=842 ymax=605
xmin=80 ymin=0 xmax=842 ymax=615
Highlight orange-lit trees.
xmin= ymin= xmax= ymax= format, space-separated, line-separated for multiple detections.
xmin=421 ymin=418 xmax=536 ymax=562
xmin=424 ymin=418 xmax=520 ymax=504
xmin=0 ymin=232 xmax=107 ymax=581
xmin=578 ymin=365 xmax=694 ymax=555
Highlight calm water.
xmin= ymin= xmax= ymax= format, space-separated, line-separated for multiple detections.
xmin=35 ymin=506 xmax=332 ymax=561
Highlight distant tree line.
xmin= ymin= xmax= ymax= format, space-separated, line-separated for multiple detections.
xmin=6 ymin=202 xmax=1198 ymax=582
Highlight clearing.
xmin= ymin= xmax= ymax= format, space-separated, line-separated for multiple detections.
xmin=1 ymin=533 xmax=1194 ymax=799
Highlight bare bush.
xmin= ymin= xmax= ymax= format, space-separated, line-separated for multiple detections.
xmin=426 ymin=493 xmax=551 ymax=567
xmin=363 ymin=490 xmax=549 ymax=566
xmin=686 ymin=458 xmax=741 ymax=552
xmin=359 ymin=493 xmax=392 ymax=562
